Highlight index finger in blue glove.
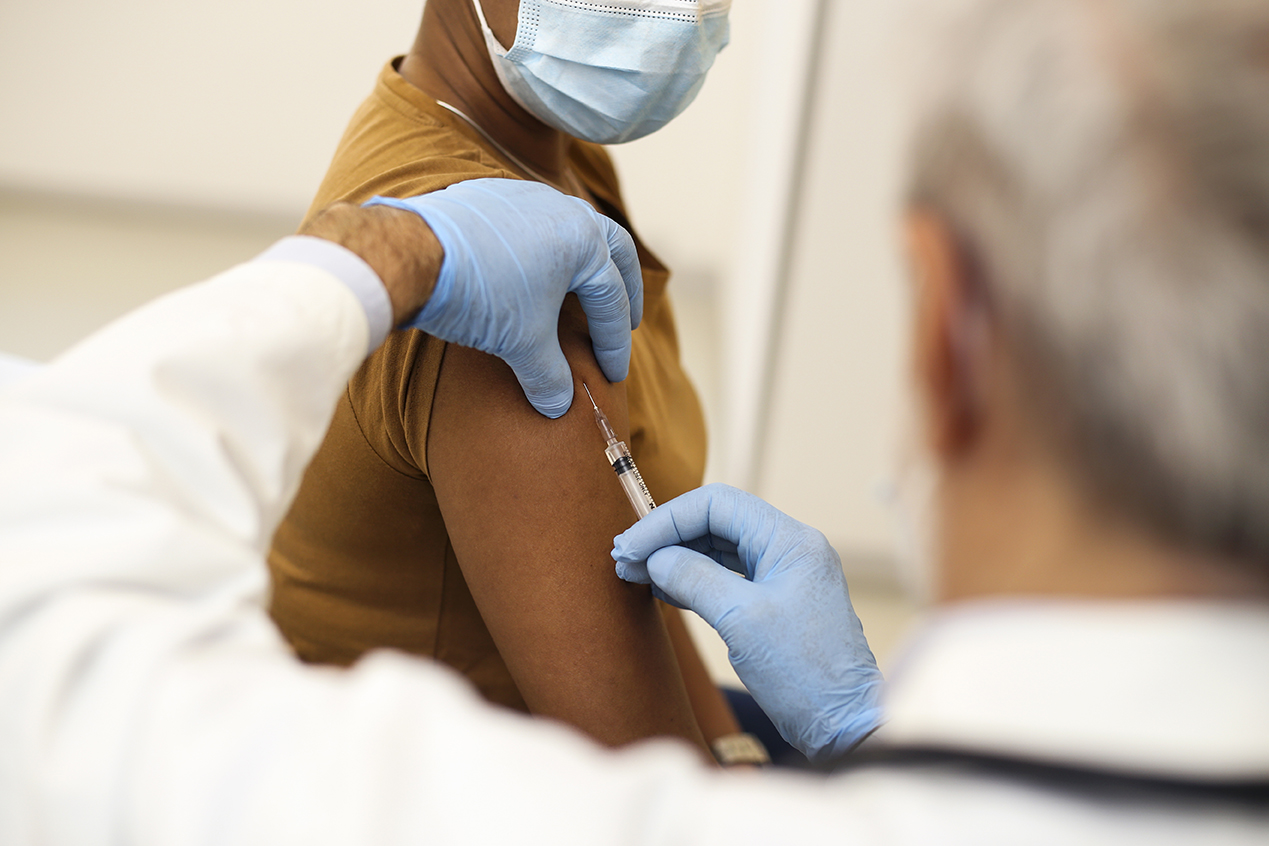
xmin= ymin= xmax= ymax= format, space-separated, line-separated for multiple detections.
xmin=612 ymin=484 xmax=773 ymax=578
xmin=614 ymin=533 xmax=739 ymax=604
xmin=645 ymin=545 xmax=754 ymax=629
xmin=614 ymin=557 xmax=686 ymax=608
xmin=611 ymin=486 xmax=716 ymax=558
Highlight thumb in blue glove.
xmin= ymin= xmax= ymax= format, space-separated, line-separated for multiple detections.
xmin=366 ymin=179 xmax=643 ymax=418
xmin=611 ymin=484 xmax=884 ymax=763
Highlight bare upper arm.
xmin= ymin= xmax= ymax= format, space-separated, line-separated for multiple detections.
xmin=426 ymin=296 xmax=707 ymax=751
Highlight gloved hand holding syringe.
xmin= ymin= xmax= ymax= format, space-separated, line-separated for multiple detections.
xmin=583 ymin=384 xmax=657 ymax=519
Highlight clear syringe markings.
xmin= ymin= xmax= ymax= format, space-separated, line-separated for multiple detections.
xmin=583 ymin=384 xmax=657 ymax=519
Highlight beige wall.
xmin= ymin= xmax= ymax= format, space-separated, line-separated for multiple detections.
xmin=0 ymin=1 xmax=421 ymax=216
xmin=0 ymin=0 xmax=758 ymax=279
xmin=0 ymin=0 xmax=918 ymax=584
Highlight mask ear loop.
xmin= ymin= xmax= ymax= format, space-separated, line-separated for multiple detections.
xmin=471 ymin=0 xmax=509 ymax=54
xmin=471 ymin=0 xmax=535 ymax=57
xmin=468 ymin=0 xmax=543 ymax=120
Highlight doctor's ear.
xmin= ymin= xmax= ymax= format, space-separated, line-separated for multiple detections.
xmin=903 ymin=209 xmax=994 ymax=459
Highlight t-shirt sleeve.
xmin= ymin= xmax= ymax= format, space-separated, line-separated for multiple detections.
xmin=301 ymin=81 xmax=523 ymax=478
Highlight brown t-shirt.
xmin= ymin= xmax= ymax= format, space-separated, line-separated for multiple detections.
xmin=267 ymin=60 xmax=707 ymax=712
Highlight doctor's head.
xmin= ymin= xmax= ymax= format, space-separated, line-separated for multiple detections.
xmin=416 ymin=0 xmax=731 ymax=145
xmin=901 ymin=0 xmax=1269 ymax=603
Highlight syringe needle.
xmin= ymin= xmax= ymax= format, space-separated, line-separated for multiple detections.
xmin=583 ymin=383 xmax=619 ymax=445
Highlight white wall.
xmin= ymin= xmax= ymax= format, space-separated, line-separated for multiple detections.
xmin=755 ymin=1 xmax=913 ymax=565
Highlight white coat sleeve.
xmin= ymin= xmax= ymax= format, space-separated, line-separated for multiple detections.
xmin=0 ymin=257 xmax=854 ymax=846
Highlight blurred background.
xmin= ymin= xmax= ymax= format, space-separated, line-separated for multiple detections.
xmin=0 ymin=0 xmax=918 ymax=680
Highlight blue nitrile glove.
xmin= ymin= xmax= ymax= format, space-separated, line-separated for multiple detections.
xmin=365 ymin=179 xmax=643 ymax=418
xmin=612 ymin=484 xmax=885 ymax=763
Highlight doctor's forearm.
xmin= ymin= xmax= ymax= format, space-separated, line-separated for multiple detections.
xmin=300 ymin=202 xmax=443 ymax=327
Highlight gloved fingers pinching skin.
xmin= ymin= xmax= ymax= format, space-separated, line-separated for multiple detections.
xmin=613 ymin=534 xmax=741 ymax=609
xmin=611 ymin=483 xmax=886 ymax=763
xmin=612 ymin=483 xmax=793 ymax=581
xmin=363 ymin=179 xmax=642 ymax=418
xmin=681 ymin=533 xmax=743 ymax=574
xmin=643 ymin=545 xmax=753 ymax=624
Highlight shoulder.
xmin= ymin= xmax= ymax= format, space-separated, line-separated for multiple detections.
xmin=303 ymin=59 xmax=522 ymax=225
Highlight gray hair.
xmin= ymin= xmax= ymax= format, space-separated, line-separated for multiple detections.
xmin=908 ymin=0 xmax=1269 ymax=566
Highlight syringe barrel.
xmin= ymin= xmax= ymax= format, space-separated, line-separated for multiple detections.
xmin=604 ymin=441 xmax=632 ymax=465
xmin=618 ymin=469 xmax=655 ymax=519
xmin=604 ymin=441 xmax=657 ymax=519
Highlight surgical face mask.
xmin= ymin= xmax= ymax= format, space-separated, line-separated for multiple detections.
xmin=471 ymin=0 xmax=731 ymax=145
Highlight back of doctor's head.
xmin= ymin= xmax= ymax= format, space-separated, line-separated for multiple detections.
xmin=907 ymin=0 xmax=1269 ymax=570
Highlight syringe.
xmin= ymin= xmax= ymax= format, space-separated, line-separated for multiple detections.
xmin=583 ymin=384 xmax=657 ymax=519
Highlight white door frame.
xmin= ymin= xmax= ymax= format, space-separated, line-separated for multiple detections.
xmin=720 ymin=0 xmax=831 ymax=490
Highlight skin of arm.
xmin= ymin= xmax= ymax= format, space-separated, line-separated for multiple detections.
xmin=660 ymin=604 xmax=742 ymax=745
xmin=428 ymin=295 xmax=709 ymax=754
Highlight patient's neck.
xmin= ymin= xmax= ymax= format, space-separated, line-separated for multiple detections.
xmin=934 ymin=442 xmax=1269 ymax=605
xmin=398 ymin=1 xmax=572 ymax=184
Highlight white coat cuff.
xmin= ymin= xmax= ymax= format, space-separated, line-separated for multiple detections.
xmin=254 ymin=236 xmax=393 ymax=354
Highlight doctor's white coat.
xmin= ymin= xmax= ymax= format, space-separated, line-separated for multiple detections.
xmin=0 ymin=254 xmax=1265 ymax=845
